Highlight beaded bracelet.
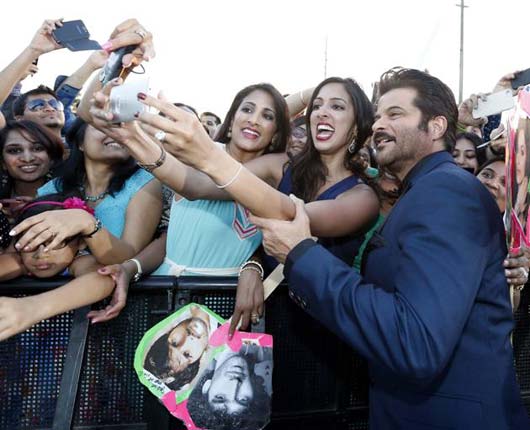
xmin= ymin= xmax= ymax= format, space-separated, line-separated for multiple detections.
xmin=239 ymin=260 xmax=264 ymax=280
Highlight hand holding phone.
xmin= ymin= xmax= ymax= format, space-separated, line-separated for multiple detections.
xmin=99 ymin=45 xmax=137 ymax=86
xmin=512 ymin=68 xmax=530 ymax=90
xmin=472 ymin=90 xmax=515 ymax=119
xmin=52 ymin=20 xmax=101 ymax=52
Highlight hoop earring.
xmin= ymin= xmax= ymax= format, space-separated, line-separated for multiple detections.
xmin=348 ymin=139 xmax=357 ymax=154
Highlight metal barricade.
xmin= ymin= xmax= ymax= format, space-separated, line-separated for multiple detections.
xmin=1 ymin=277 xmax=529 ymax=429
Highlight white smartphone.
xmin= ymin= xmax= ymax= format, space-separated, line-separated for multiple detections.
xmin=109 ymin=79 xmax=149 ymax=123
xmin=472 ymin=89 xmax=515 ymax=119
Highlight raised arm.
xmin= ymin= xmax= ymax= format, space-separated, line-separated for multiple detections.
xmin=0 ymin=19 xmax=63 ymax=105
xmin=285 ymin=87 xmax=314 ymax=117
xmin=90 ymin=91 xmax=379 ymax=235
xmin=77 ymin=18 xmax=155 ymax=121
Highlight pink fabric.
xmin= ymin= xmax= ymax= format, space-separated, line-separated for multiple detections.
xmin=22 ymin=197 xmax=95 ymax=215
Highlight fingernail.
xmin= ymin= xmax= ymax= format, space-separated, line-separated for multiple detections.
xmin=101 ymin=41 xmax=113 ymax=52
xmin=9 ymin=230 xmax=16 ymax=236
xmin=15 ymin=243 xmax=21 ymax=249
xmin=137 ymin=92 xmax=147 ymax=100
xmin=228 ymin=333 xmax=233 ymax=340
xmin=23 ymin=246 xmax=30 ymax=251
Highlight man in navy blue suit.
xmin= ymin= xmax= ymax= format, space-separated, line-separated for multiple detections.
xmin=251 ymin=68 xmax=530 ymax=429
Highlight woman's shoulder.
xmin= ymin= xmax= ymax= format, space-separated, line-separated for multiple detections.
xmin=37 ymin=178 xmax=61 ymax=197
xmin=122 ymin=168 xmax=155 ymax=193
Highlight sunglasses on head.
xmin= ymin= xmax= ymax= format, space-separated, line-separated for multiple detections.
xmin=26 ymin=98 xmax=64 ymax=112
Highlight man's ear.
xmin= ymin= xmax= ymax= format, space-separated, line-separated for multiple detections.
xmin=429 ymin=116 xmax=448 ymax=141
xmin=202 ymin=379 xmax=212 ymax=395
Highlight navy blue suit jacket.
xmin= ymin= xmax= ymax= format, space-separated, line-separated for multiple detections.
xmin=285 ymin=152 xmax=529 ymax=429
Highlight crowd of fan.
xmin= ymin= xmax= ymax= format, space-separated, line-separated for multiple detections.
xmin=0 ymin=20 xmax=529 ymax=423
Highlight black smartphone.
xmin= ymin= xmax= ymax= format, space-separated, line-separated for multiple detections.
xmin=512 ymin=68 xmax=530 ymax=90
xmin=99 ymin=45 xmax=137 ymax=85
xmin=52 ymin=20 xmax=101 ymax=52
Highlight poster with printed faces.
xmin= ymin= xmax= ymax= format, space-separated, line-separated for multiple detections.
xmin=506 ymin=85 xmax=530 ymax=250
xmin=135 ymin=304 xmax=224 ymax=402
xmin=135 ymin=305 xmax=273 ymax=430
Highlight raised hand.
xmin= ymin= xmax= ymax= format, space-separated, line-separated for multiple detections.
xmin=28 ymin=19 xmax=64 ymax=55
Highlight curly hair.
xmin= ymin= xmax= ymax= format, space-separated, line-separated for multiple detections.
xmin=187 ymin=349 xmax=271 ymax=430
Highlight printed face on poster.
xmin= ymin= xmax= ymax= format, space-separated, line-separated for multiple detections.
xmin=135 ymin=303 xmax=273 ymax=430
xmin=506 ymin=86 xmax=530 ymax=250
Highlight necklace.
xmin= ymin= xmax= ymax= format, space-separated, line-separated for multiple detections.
xmin=80 ymin=186 xmax=108 ymax=202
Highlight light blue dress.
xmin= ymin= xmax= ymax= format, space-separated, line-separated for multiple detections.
xmin=153 ymin=197 xmax=262 ymax=276
xmin=37 ymin=169 xmax=154 ymax=238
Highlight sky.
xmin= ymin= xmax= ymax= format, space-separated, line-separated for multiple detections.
xmin=1 ymin=0 xmax=528 ymax=121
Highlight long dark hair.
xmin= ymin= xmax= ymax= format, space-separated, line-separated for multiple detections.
xmin=0 ymin=120 xmax=64 ymax=198
xmin=144 ymin=323 xmax=201 ymax=391
xmin=216 ymin=83 xmax=289 ymax=154
xmin=57 ymin=118 xmax=139 ymax=196
xmin=291 ymin=77 xmax=375 ymax=202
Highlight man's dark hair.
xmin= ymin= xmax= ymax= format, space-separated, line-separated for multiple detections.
xmin=187 ymin=353 xmax=271 ymax=430
xmin=378 ymin=67 xmax=458 ymax=151
xmin=173 ymin=103 xmax=199 ymax=119
xmin=12 ymin=85 xmax=58 ymax=117
xmin=201 ymin=111 xmax=221 ymax=125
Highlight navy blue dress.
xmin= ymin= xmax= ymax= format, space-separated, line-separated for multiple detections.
xmin=264 ymin=166 xmax=370 ymax=271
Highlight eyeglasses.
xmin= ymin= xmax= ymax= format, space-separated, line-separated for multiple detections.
xmin=291 ymin=126 xmax=307 ymax=139
xmin=26 ymin=98 xmax=64 ymax=112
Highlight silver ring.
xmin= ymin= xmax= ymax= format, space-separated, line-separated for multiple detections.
xmin=521 ymin=268 xmax=529 ymax=279
xmin=250 ymin=313 xmax=260 ymax=324
xmin=155 ymin=130 xmax=166 ymax=141
xmin=134 ymin=29 xmax=147 ymax=40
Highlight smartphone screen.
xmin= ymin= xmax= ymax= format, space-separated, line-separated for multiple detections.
xmin=512 ymin=68 xmax=530 ymax=90
xmin=52 ymin=20 xmax=89 ymax=45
